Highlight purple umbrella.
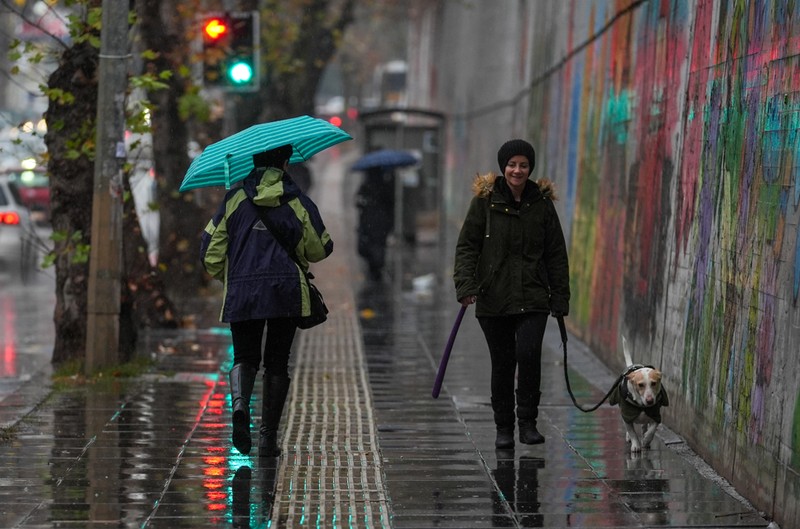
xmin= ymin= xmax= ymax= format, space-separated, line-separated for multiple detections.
xmin=432 ymin=305 xmax=467 ymax=399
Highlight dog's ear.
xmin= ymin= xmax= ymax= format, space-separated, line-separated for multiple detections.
xmin=652 ymin=370 xmax=662 ymax=383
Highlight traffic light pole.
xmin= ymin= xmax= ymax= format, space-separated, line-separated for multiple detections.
xmin=85 ymin=0 xmax=129 ymax=374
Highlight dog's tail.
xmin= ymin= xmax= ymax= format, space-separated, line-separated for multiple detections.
xmin=622 ymin=335 xmax=633 ymax=367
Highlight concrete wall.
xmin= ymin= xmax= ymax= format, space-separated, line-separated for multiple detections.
xmin=409 ymin=0 xmax=800 ymax=525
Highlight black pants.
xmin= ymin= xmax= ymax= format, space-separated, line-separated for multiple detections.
xmin=478 ymin=312 xmax=549 ymax=404
xmin=230 ymin=318 xmax=297 ymax=376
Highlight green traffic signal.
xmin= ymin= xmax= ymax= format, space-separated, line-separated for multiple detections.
xmin=227 ymin=60 xmax=254 ymax=85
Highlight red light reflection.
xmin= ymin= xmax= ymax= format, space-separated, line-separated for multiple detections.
xmin=203 ymin=479 xmax=224 ymax=490
xmin=1 ymin=299 xmax=16 ymax=376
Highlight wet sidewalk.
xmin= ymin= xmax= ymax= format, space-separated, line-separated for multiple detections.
xmin=0 ymin=150 xmax=774 ymax=528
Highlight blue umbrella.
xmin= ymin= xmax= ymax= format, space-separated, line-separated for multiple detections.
xmin=179 ymin=115 xmax=352 ymax=192
xmin=351 ymin=149 xmax=418 ymax=171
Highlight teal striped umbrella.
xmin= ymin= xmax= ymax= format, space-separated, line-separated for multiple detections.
xmin=179 ymin=115 xmax=352 ymax=192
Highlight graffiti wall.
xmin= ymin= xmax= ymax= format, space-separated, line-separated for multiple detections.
xmin=421 ymin=0 xmax=800 ymax=524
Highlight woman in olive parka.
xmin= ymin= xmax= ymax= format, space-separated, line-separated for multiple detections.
xmin=454 ymin=139 xmax=570 ymax=449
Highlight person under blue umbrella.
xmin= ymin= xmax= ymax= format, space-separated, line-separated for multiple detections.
xmin=355 ymin=165 xmax=395 ymax=280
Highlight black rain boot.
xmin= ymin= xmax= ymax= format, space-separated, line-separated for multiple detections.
xmin=230 ymin=364 xmax=257 ymax=455
xmin=492 ymin=397 xmax=516 ymax=449
xmin=516 ymin=390 xmax=545 ymax=445
xmin=259 ymin=374 xmax=291 ymax=457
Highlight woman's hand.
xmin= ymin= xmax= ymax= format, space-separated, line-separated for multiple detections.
xmin=459 ymin=295 xmax=477 ymax=306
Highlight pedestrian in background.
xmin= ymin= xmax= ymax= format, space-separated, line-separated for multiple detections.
xmin=200 ymin=144 xmax=333 ymax=457
xmin=453 ymin=139 xmax=570 ymax=449
xmin=355 ymin=165 xmax=395 ymax=280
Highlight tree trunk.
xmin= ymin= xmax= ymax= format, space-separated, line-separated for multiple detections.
xmin=44 ymin=39 xmax=99 ymax=365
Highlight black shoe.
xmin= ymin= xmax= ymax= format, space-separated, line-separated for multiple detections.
xmin=495 ymin=427 xmax=515 ymax=449
xmin=519 ymin=422 xmax=545 ymax=445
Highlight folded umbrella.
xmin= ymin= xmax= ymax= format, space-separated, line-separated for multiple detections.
xmin=351 ymin=148 xmax=418 ymax=171
xmin=432 ymin=305 xmax=467 ymax=399
xmin=179 ymin=115 xmax=352 ymax=192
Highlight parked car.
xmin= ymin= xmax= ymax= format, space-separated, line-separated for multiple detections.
xmin=0 ymin=174 xmax=37 ymax=280
xmin=0 ymin=164 xmax=49 ymax=225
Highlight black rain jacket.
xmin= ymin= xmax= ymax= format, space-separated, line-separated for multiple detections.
xmin=453 ymin=173 xmax=570 ymax=318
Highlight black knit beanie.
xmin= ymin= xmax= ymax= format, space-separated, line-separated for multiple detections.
xmin=497 ymin=139 xmax=536 ymax=173
xmin=253 ymin=144 xmax=294 ymax=169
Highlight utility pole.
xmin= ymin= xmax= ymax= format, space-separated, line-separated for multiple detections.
xmin=85 ymin=0 xmax=129 ymax=374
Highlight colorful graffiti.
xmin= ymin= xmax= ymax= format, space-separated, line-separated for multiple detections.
xmin=435 ymin=0 xmax=800 ymax=523
xmin=530 ymin=0 xmax=797 ymax=459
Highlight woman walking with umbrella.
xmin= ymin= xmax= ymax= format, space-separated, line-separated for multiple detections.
xmin=453 ymin=139 xmax=570 ymax=449
xmin=200 ymin=143 xmax=333 ymax=457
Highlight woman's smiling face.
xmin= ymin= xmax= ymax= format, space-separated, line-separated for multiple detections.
xmin=504 ymin=155 xmax=531 ymax=197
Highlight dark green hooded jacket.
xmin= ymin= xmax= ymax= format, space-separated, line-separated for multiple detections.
xmin=453 ymin=172 xmax=570 ymax=318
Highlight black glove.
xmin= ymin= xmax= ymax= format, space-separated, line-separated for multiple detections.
xmin=551 ymin=311 xmax=564 ymax=318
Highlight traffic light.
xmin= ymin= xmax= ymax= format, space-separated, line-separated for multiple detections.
xmin=200 ymin=11 xmax=259 ymax=91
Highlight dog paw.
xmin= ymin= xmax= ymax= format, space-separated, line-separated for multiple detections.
xmin=630 ymin=441 xmax=642 ymax=453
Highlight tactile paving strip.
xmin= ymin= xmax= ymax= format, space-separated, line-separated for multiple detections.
xmin=266 ymin=161 xmax=392 ymax=528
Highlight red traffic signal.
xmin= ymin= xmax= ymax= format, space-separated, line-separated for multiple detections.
xmin=203 ymin=18 xmax=228 ymax=40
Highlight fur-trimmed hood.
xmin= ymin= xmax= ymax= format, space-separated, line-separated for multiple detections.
xmin=470 ymin=171 xmax=558 ymax=200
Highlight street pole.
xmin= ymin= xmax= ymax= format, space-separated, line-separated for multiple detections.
xmin=85 ymin=0 xmax=129 ymax=374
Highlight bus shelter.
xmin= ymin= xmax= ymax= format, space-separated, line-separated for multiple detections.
xmin=357 ymin=108 xmax=446 ymax=246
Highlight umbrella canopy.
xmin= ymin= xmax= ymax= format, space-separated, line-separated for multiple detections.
xmin=351 ymin=149 xmax=418 ymax=171
xmin=179 ymin=115 xmax=352 ymax=192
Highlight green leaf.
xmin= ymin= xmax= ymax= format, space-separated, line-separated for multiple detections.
xmin=178 ymin=92 xmax=211 ymax=122
xmin=41 ymin=253 xmax=56 ymax=269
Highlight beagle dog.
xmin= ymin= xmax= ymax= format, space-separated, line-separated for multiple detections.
xmin=609 ymin=337 xmax=669 ymax=453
